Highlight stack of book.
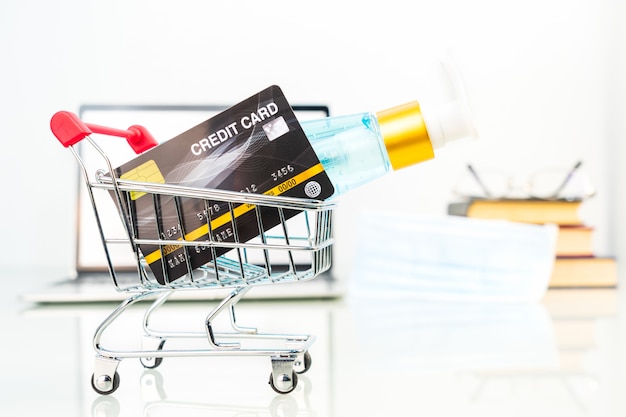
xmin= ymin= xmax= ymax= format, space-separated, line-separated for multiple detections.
xmin=448 ymin=198 xmax=617 ymax=288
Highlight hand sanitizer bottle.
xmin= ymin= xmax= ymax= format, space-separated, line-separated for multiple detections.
xmin=301 ymin=99 xmax=476 ymax=197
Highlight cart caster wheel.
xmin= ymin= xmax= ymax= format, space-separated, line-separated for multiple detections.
xmin=91 ymin=371 xmax=120 ymax=395
xmin=269 ymin=370 xmax=298 ymax=394
xmin=294 ymin=351 xmax=312 ymax=374
xmin=140 ymin=339 xmax=165 ymax=369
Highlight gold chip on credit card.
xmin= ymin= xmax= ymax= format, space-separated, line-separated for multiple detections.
xmin=120 ymin=160 xmax=165 ymax=200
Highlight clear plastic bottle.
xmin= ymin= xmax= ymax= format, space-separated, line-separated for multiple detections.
xmin=300 ymin=100 xmax=477 ymax=197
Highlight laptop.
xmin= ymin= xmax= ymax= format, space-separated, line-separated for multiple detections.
xmin=24 ymin=103 xmax=345 ymax=303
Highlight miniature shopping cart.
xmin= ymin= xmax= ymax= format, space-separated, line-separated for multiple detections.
xmin=50 ymin=111 xmax=335 ymax=396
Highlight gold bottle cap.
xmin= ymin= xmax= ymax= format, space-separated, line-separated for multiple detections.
xmin=376 ymin=101 xmax=434 ymax=170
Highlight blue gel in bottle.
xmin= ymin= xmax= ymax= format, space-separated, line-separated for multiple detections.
xmin=300 ymin=100 xmax=476 ymax=198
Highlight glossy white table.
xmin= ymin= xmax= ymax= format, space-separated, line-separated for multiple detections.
xmin=4 ymin=274 xmax=625 ymax=417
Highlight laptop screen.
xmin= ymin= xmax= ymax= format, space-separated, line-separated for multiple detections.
xmin=75 ymin=103 xmax=330 ymax=273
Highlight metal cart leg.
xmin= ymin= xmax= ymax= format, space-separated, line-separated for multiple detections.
xmin=228 ymin=287 xmax=257 ymax=335
xmin=91 ymin=291 xmax=159 ymax=394
xmin=142 ymin=290 xmax=174 ymax=338
xmin=205 ymin=286 xmax=252 ymax=349
xmin=139 ymin=290 xmax=172 ymax=369
xmin=93 ymin=291 xmax=160 ymax=356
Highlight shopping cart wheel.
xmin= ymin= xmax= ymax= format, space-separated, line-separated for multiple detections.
xmin=140 ymin=339 xmax=166 ymax=369
xmin=269 ymin=370 xmax=298 ymax=394
xmin=91 ymin=371 xmax=120 ymax=395
xmin=294 ymin=351 xmax=312 ymax=374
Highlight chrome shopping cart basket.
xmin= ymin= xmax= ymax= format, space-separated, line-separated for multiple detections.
xmin=50 ymin=111 xmax=335 ymax=396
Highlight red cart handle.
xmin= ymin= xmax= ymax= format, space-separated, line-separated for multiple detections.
xmin=50 ymin=110 xmax=158 ymax=154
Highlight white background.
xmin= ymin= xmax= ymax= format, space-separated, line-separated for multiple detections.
xmin=1 ymin=0 xmax=625 ymax=284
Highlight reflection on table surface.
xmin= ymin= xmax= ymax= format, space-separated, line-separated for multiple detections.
xmin=7 ymin=288 xmax=626 ymax=417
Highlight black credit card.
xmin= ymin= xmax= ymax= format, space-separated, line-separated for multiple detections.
xmin=113 ymin=86 xmax=334 ymax=283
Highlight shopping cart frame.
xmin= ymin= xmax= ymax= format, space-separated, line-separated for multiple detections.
xmin=50 ymin=111 xmax=336 ymax=396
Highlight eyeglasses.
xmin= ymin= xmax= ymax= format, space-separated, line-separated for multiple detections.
xmin=453 ymin=161 xmax=596 ymax=201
